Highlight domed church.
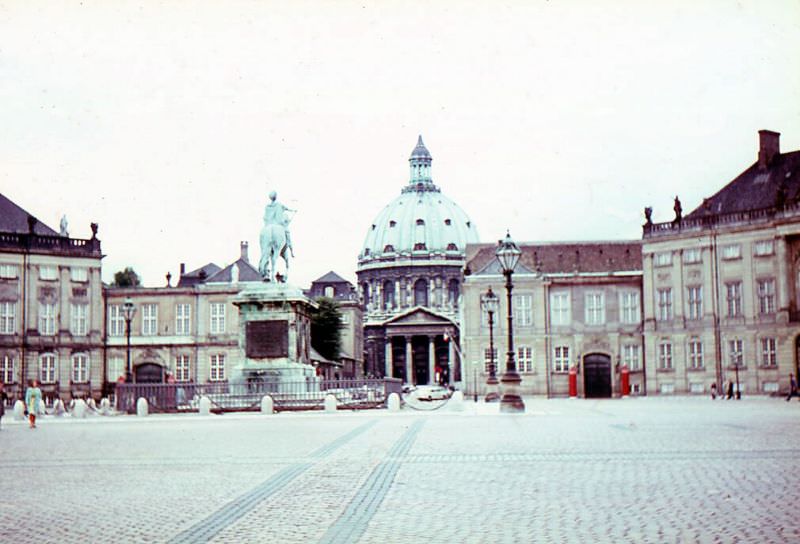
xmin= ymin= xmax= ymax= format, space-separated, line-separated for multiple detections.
xmin=357 ymin=136 xmax=479 ymax=385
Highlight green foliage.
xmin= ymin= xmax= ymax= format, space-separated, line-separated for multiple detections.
xmin=113 ymin=267 xmax=141 ymax=287
xmin=310 ymin=297 xmax=342 ymax=362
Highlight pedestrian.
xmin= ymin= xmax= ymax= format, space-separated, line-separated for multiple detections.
xmin=25 ymin=379 xmax=42 ymax=429
xmin=787 ymin=373 xmax=798 ymax=401
xmin=726 ymin=380 xmax=734 ymax=400
xmin=0 ymin=380 xmax=7 ymax=429
xmin=710 ymin=382 xmax=717 ymax=400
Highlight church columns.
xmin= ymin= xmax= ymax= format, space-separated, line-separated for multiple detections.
xmin=428 ymin=335 xmax=436 ymax=385
xmin=405 ymin=336 xmax=413 ymax=385
xmin=448 ymin=338 xmax=455 ymax=385
xmin=385 ymin=338 xmax=393 ymax=378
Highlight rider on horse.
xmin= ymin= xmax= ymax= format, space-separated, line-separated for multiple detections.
xmin=259 ymin=191 xmax=295 ymax=281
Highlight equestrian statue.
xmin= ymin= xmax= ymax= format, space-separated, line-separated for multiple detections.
xmin=259 ymin=191 xmax=295 ymax=282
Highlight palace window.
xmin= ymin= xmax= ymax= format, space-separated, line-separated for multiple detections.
xmin=175 ymin=303 xmax=191 ymax=335
xmin=70 ymin=303 xmax=88 ymax=336
xmin=584 ymin=293 xmax=605 ymax=325
xmin=515 ymin=295 xmax=532 ymax=326
xmin=109 ymin=305 xmax=125 ymax=336
xmin=683 ymin=248 xmax=702 ymax=264
xmin=687 ymin=286 xmax=703 ymax=320
xmin=175 ymin=354 xmax=191 ymax=382
xmin=550 ymin=292 xmax=570 ymax=326
xmin=324 ymin=286 xmax=335 ymax=298
xmin=553 ymin=346 xmax=570 ymax=372
xmin=0 ymin=264 xmax=18 ymax=279
xmin=725 ymin=282 xmax=742 ymax=317
xmin=0 ymin=302 xmax=16 ymax=334
xmin=210 ymin=302 xmax=226 ymax=334
xmin=757 ymin=279 xmax=775 ymax=315
xmin=40 ymin=353 xmax=57 ymax=384
xmin=141 ymin=304 xmax=158 ymax=336
xmin=658 ymin=342 xmax=673 ymax=370
xmin=39 ymin=265 xmax=57 ymax=280
xmin=688 ymin=339 xmax=703 ymax=369
xmin=753 ymin=240 xmax=774 ymax=256
xmin=657 ymin=288 xmax=673 ymax=321
xmin=107 ymin=356 xmax=124 ymax=382
xmin=622 ymin=344 xmax=640 ymax=371
xmin=654 ymin=252 xmax=672 ymax=267
xmin=1 ymin=354 xmax=14 ymax=383
xmin=722 ymin=244 xmax=741 ymax=260
xmin=71 ymin=353 xmax=89 ymax=383
xmin=39 ymin=303 xmax=56 ymax=336
xmin=210 ymin=354 xmax=226 ymax=382
xmin=517 ymin=346 xmax=533 ymax=372
xmin=728 ymin=339 xmax=744 ymax=368
xmin=70 ymin=267 xmax=88 ymax=282
xmin=619 ymin=292 xmax=640 ymax=324
xmin=760 ymin=338 xmax=777 ymax=367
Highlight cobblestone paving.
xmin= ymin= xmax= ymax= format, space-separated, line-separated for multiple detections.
xmin=0 ymin=397 xmax=798 ymax=543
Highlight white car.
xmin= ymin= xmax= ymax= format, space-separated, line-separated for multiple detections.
xmin=411 ymin=385 xmax=451 ymax=401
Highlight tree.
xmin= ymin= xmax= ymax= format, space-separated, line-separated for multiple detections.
xmin=112 ymin=267 xmax=141 ymax=287
xmin=310 ymin=298 xmax=342 ymax=362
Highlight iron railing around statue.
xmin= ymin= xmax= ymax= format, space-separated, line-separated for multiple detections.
xmin=115 ymin=378 xmax=403 ymax=413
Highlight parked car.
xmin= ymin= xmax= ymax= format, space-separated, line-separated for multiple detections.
xmin=412 ymin=385 xmax=451 ymax=401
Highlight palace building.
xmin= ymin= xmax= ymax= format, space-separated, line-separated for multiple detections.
xmin=357 ymin=136 xmax=479 ymax=384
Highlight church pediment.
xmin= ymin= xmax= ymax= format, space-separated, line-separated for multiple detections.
xmin=383 ymin=307 xmax=456 ymax=327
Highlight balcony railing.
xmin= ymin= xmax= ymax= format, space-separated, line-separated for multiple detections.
xmin=0 ymin=231 xmax=101 ymax=256
xmin=643 ymin=201 xmax=800 ymax=238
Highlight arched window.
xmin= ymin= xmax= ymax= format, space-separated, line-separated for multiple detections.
xmin=448 ymin=279 xmax=460 ymax=306
xmin=414 ymin=279 xmax=429 ymax=307
xmin=384 ymin=244 xmax=395 ymax=253
xmin=383 ymin=281 xmax=395 ymax=310
xmin=362 ymin=283 xmax=370 ymax=305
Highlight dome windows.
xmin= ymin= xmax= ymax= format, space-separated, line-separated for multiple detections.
xmin=416 ymin=219 xmax=425 ymax=226
xmin=389 ymin=220 xmax=396 ymax=228
xmin=414 ymin=279 xmax=429 ymax=306
xmin=446 ymin=243 xmax=458 ymax=251
xmin=413 ymin=243 xmax=427 ymax=251
xmin=384 ymin=244 xmax=395 ymax=253
xmin=444 ymin=219 xmax=451 ymax=226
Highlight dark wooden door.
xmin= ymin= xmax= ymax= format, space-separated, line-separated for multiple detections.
xmin=135 ymin=363 xmax=164 ymax=383
xmin=584 ymin=354 xmax=611 ymax=398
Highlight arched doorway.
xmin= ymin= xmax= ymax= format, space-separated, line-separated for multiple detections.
xmin=135 ymin=363 xmax=165 ymax=383
xmin=583 ymin=353 xmax=612 ymax=398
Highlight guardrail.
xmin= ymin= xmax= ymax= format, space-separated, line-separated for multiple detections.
xmin=115 ymin=378 xmax=403 ymax=413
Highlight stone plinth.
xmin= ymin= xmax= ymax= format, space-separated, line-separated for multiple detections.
xmin=232 ymin=282 xmax=317 ymax=386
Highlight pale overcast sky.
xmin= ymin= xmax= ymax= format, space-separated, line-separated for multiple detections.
xmin=2 ymin=1 xmax=799 ymax=288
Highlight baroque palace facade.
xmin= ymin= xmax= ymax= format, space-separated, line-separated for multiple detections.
xmin=459 ymin=129 xmax=800 ymax=397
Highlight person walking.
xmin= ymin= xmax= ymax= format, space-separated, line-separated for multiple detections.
xmin=787 ymin=373 xmax=798 ymax=401
xmin=710 ymin=382 xmax=717 ymax=400
xmin=25 ymin=379 xmax=42 ymax=429
xmin=0 ymin=380 xmax=7 ymax=429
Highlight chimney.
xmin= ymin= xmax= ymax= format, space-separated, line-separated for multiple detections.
xmin=758 ymin=130 xmax=780 ymax=169
xmin=180 ymin=263 xmax=185 ymax=276
xmin=240 ymin=241 xmax=249 ymax=263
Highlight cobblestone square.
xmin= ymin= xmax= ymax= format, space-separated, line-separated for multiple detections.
xmin=1 ymin=397 xmax=798 ymax=543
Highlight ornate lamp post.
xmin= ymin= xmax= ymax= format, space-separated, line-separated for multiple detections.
xmin=496 ymin=231 xmax=524 ymax=413
xmin=122 ymin=297 xmax=136 ymax=383
xmin=481 ymin=286 xmax=500 ymax=402
xmin=734 ymin=359 xmax=741 ymax=400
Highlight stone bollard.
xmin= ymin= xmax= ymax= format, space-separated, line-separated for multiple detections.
xmin=260 ymin=395 xmax=274 ymax=414
xmin=13 ymin=399 xmax=25 ymax=420
xmin=53 ymin=399 xmax=67 ymax=416
xmin=447 ymin=390 xmax=464 ymax=412
xmin=387 ymin=392 xmax=401 ymax=412
xmin=198 ymin=396 xmax=211 ymax=416
xmin=99 ymin=398 xmax=111 ymax=415
xmin=136 ymin=397 xmax=149 ymax=417
xmin=87 ymin=398 xmax=98 ymax=412
xmin=324 ymin=394 xmax=338 ymax=413
xmin=73 ymin=399 xmax=88 ymax=419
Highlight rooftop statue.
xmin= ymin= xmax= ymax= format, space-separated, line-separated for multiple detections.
xmin=259 ymin=191 xmax=296 ymax=282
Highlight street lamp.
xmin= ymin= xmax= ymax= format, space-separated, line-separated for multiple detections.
xmin=481 ymin=286 xmax=500 ymax=402
xmin=496 ymin=231 xmax=524 ymax=413
xmin=734 ymin=360 xmax=741 ymax=400
xmin=122 ymin=297 xmax=136 ymax=383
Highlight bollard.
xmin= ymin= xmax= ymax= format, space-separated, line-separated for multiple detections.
xmin=447 ymin=390 xmax=464 ymax=412
xmin=99 ymin=398 xmax=111 ymax=415
xmin=13 ymin=399 xmax=25 ymax=420
xmin=53 ymin=399 xmax=67 ymax=416
xmin=198 ymin=396 xmax=211 ymax=416
xmin=324 ymin=394 xmax=338 ymax=413
xmin=136 ymin=397 xmax=149 ymax=417
xmin=260 ymin=395 xmax=274 ymax=414
xmin=73 ymin=399 xmax=88 ymax=419
xmin=387 ymin=392 xmax=401 ymax=412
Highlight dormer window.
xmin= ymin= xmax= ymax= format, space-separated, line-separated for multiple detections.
xmin=444 ymin=219 xmax=452 ymax=226
xmin=383 ymin=245 xmax=395 ymax=252
xmin=446 ymin=243 xmax=458 ymax=251
xmin=364 ymin=248 xmax=370 ymax=256
xmin=416 ymin=219 xmax=425 ymax=226
xmin=389 ymin=220 xmax=396 ymax=228
xmin=413 ymin=243 xmax=427 ymax=251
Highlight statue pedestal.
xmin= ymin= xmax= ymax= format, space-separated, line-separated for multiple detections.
xmin=232 ymin=282 xmax=317 ymax=388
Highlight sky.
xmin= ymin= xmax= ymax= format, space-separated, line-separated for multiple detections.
xmin=2 ymin=0 xmax=799 ymax=288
